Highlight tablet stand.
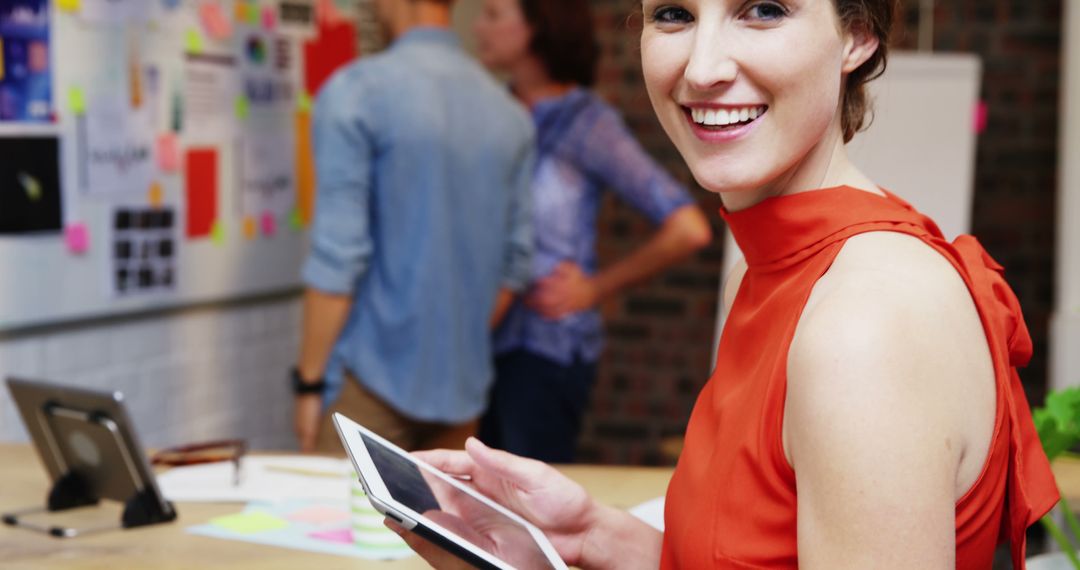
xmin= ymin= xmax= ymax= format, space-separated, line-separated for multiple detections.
xmin=1 ymin=404 xmax=176 ymax=538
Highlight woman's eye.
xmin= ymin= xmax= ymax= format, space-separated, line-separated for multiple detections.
xmin=744 ymin=2 xmax=787 ymax=21
xmin=650 ymin=6 xmax=694 ymax=24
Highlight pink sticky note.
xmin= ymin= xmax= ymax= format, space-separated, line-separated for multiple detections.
xmin=199 ymin=2 xmax=233 ymax=40
xmin=287 ymin=505 xmax=350 ymax=525
xmin=973 ymin=101 xmax=988 ymax=135
xmin=261 ymin=5 xmax=277 ymax=30
xmin=260 ymin=211 xmax=277 ymax=236
xmin=308 ymin=528 xmax=352 ymax=544
xmin=157 ymin=133 xmax=180 ymax=173
xmin=65 ymin=224 xmax=89 ymax=254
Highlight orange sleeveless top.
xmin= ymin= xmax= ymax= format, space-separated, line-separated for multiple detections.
xmin=661 ymin=187 xmax=1058 ymax=569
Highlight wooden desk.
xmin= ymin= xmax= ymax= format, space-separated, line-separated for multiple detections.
xmin=0 ymin=444 xmax=672 ymax=569
xmin=1052 ymin=455 xmax=1080 ymax=503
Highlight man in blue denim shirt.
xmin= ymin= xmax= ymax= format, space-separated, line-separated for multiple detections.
xmin=293 ymin=0 xmax=534 ymax=452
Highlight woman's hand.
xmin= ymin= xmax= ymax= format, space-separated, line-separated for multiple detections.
xmin=391 ymin=437 xmax=599 ymax=568
xmin=526 ymin=261 xmax=599 ymax=319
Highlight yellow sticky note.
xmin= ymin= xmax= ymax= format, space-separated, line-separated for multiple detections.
xmin=209 ymin=511 xmax=288 ymax=534
xmin=243 ymin=216 xmax=257 ymax=240
xmin=234 ymin=1 xmax=248 ymax=22
xmin=148 ymin=182 xmax=164 ymax=208
xmin=288 ymin=209 xmax=304 ymax=231
xmin=0 ymin=41 xmax=5 ymax=81
xmin=235 ymin=95 xmax=250 ymax=120
xmin=297 ymin=91 xmax=313 ymax=113
xmin=68 ymin=87 xmax=86 ymax=115
xmin=211 ymin=220 xmax=226 ymax=245
xmin=57 ymin=0 xmax=81 ymax=12
xmin=185 ymin=29 xmax=204 ymax=54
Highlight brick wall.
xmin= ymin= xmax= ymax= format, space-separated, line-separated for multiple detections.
xmin=578 ymin=0 xmax=1061 ymax=465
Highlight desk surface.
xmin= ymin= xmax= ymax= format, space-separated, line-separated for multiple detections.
xmin=0 ymin=444 xmax=673 ymax=569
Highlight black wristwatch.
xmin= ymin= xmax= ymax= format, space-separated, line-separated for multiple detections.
xmin=291 ymin=367 xmax=328 ymax=396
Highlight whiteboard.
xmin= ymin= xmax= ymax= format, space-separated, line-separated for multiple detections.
xmin=713 ymin=53 xmax=983 ymax=357
xmin=0 ymin=1 xmax=358 ymax=331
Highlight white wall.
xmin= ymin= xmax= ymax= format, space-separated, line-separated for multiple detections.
xmin=1051 ymin=0 xmax=1080 ymax=390
xmin=0 ymin=296 xmax=301 ymax=450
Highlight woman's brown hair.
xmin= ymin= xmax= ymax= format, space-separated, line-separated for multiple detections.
xmin=835 ymin=0 xmax=898 ymax=142
xmin=520 ymin=0 xmax=601 ymax=87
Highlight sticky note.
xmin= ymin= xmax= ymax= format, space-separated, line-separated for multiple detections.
xmin=65 ymin=224 xmax=90 ymax=255
xmin=185 ymin=148 xmax=218 ymax=238
xmin=148 ymin=182 xmax=164 ymax=207
xmin=67 ymin=87 xmax=86 ymax=115
xmin=57 ymin=0 xmax=80 ymax=12
xmin=185 ymin=29 xmax=204 ymax=54
xmin=211 ymin=220 xmax=226 ymax=245
xmin=246 ymin=3 xmax=260 ymax=25
xmin=973 ymin=101 xmax=988 ymax=135
xmin=288 ymin=208 xmax=304 ymax=231
xmin=156 ymin=133 xmax=180 ymax=173
xmin=234 ymin=1 xmax=247 ymax=22
xmin=199 ymin=2 xmax=233 ymax=40
xmin=262 ymin=5 xmax=277 ymax=30
xmin=0 ymin=40 xmax=5 ymax=81
xmin=235 ymin=95 xmax=249 ymax=120
xmin=260 ymin=211 xmax=277 ymax=236
xmin=308 ymin=528 xmax=352 ymax=544
xmin=287 ymin=505 xmax=349 ymax=525
xmin=242 ymin=216 xmax=257 ymax=240
xmin=295 ymin=112 xmax=315 ymax=224
xmin=297 ymin=90 xmax=313 ymax=113
xmin=209 ymin=511 xmax=288 ymax=534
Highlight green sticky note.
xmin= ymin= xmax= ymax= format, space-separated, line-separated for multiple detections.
xmin=67 ymin=87 xmax=86 ymax=115
xmin=288 ymin=209 xmax=304 ymax=231
xmin=211 ymin=220 xmax=226 ymax=245
xmin=185 ymin=29 xmax=204 ymax=54
xmin=246 ymin=3 xmax=260 ymax=25
xmin=297 ymin=91 xmax=313 ymax=113
xmin=235 ymin=95 xmax=249 ymax=120
xmin=210 ymin=511 xmax=288 ymax=534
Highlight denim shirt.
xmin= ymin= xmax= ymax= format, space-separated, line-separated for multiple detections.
xmin=493 ymin=89 xmax=692 ymax=365
xmin=302 ymin=28 xmax=535 ymax=423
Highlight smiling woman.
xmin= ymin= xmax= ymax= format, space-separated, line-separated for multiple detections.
xmin=394 ymin=1 xmax=1061 ymax=568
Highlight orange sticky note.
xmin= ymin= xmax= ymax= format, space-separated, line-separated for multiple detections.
xmin=157 ymin=133 xmax=180 ymax=173
xmin=295 ymin=112 xmax=316 ymax=224
xmin=199 ymin=2 xmax=233 ymax=40
xmin=243 ymin=216 xmax=257 ymax=240
xmin=148 ymin=182 xmax=164 ymax=207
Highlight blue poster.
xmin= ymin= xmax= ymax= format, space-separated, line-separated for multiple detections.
xmin=0 ymin=0 xmax=51 ymax=122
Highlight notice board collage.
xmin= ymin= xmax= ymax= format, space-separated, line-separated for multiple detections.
xmin=0 ymin=0 xmax=359 ymax=330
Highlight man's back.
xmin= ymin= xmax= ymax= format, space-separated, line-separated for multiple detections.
xmin=303 ymin=28 xmax=534 ymax=423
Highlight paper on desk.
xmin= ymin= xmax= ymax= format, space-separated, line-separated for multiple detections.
xmin=188 ymin=500 xmax=414 ymax=561
xmin=157 ymin=456 xmax=352 ymax=503
xmin=629 ymin=496 xmax=665 ymax=531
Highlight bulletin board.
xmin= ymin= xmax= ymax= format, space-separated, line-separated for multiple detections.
xmin=0 ymin=0 xmax=359 ymax=331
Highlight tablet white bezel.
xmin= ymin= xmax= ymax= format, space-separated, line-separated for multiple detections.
xmin=333 ymin=413 xmax=568 ymax=570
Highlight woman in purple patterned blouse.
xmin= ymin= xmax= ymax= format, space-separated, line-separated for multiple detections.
xmin=473 ymin=0 xmax=713 ymax=462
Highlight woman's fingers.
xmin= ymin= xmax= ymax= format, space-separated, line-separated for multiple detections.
xmin=466 ymin=437 xmax=550 ymax=491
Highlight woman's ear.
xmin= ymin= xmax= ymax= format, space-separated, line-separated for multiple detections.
xmin=841 ymin=23 xmax=881 ymax=74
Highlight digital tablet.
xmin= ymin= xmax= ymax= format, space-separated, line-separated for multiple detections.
xmin=333 ymin=413 xmax=568 ymax=570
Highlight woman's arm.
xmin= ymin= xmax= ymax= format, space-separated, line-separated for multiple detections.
xmin=528 ymin=204 xmax=711 ymax=318
xmin=786 ymin=232 xmax=996 ymax=569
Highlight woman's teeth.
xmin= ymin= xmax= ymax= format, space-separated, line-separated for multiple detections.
xmin=690 ymin=106 xmax=767 ymax=127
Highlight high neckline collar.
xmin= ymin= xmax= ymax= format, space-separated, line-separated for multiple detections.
xmin=719 ymin=186 xmax=930 ymax=268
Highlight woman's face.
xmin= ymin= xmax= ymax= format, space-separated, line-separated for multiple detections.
xmin=640 ymin=0 xmax=876 ymax=196
xmin=473 ymin=0 xmax=533 ymax=72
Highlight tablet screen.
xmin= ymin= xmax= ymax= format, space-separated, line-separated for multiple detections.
xmin=361 ymin=433 xmax=559 ymax=569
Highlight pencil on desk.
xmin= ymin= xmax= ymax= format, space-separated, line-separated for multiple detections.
xmin=263 ymin=464 xmax=345 ymax=478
